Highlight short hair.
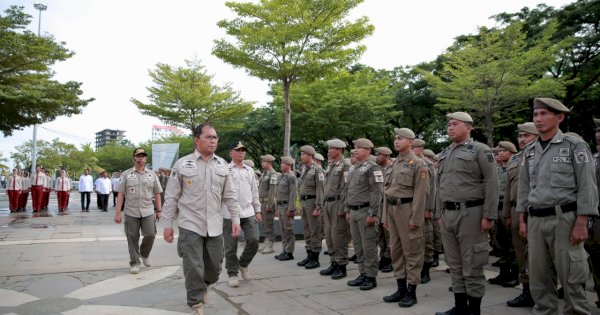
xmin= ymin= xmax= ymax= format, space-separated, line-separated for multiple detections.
xmin=193 ymin=123 xmax=215 ymax=137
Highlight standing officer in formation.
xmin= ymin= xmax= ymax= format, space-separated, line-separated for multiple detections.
xmin=435 ymin=112 xmax=499 ymax=315
xmin=297 ymin=145 xmax=325 ymax=270
xmin=382 ymin=128 xmax=429 ymax=308
xmin=7 ymin=168 xmax=22 ymax=213
xmin=114 ymin=147 xmax=163 ymax=274
xmin=162 ymin=124 xmax=241 ymax=315
xmin=30 ymin=165 xmax=46 ymax=212
xmin=503 ymin=122 xmax=538 ymax=308
xmin=375 ymin=146 xmax=393 ymax=273
xmin=517 ymin=98 xmax=598 ymax=315
xmin=18 ymin=170 xmax=30 ymax=212
xmin=411 ymin=138 xmax=437 ymax=283
xmin=42 ymin=168 xmax=52 ymax=211
xmin=424 ymin=148 xmax=443 ymax=267
xmin=588 ymin=117 xmax=600 ymax=308
xmin=274 ymin=156 xmax=297 ymax=261
xmin=55 ymin=170 xmax=71 ymax=212
xmin=223 ymin=141 xmax=262 ymax=288
xmin=257 ymin=154 xmax=278 ymax=255
xmin=319 ymin=139 xmax=351 ymax=279
xmin=345 ymin=138 xmax=383 ymax=291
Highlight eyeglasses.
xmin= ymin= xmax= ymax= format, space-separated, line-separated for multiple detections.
xmin=202 ymin=136 xmax=219 ymax=141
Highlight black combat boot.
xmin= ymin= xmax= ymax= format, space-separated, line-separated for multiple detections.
xmin=278 ymin=252 xmax=294 ymax=261
xmin=421 ymin=262 xmax=431 ymax=284
xmin=381 ymin=257 xmax=393 ymax=273
xmin=274 ymin=252 xmax=285 ymax=260
xmin=507 ymin=283 xmax=534 ymax=307
xmin=501 ymin=263 xmax=519 ymax=287
xmin=435 ymin=293 xmax=468 ymax=315
xmin=331 ymin=264 xmax=347 ymax=280
xmin=349 ymin=254 xmax=357 ymax=262
xmin=359 ymin=276 xmax=377 ymax=290
xmin=488 ymin=263 xmax=509 ymax=285
xmin=398 ymin=283 xmax=417 ymax=307
xmin=297 ymin=249 xmax=311 ymax=267
xmin=467 ymin=295 xmax=482 ymax=315
xmin=305 ymin=252 xmax=320 ymax=269
xmin=347 ymin=273 xmax=366 ymax=287
xmin=320 ymin=261 xmax=337 ymax=275
xmin=431 ymin=251 xmax=440 ymax=267
xmin=383 ymin=278 xmax=407 ymax=303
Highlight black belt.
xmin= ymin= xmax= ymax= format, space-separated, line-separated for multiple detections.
xmin=300 ymin=195 xmax=316 ymax=201
xmin=528 ymin=202 xmax=577 ymax=217
xmin=325 ymin=196 xmax=340 ymax=202
xmin=387 ymin=196 xmax=413 ymax=206
xmin=348 ymin=202 xmax=370 ymax=210
xmin=276 ymin=201 xmax=288 ymax=205
xmin=443 ymin=199 xmax=485 ymax=210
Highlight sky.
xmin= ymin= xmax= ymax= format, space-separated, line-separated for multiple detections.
xmin=0 ymin=0 xmax=574 ymax=169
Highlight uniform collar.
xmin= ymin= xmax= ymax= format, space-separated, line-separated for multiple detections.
xmin=194 ymin=149 xmax=215 ymax=161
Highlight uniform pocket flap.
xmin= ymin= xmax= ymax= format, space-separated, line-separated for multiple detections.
xmin=473 ymin=241 xmax=491 ymax=253
xmin=568 ymin=247 xmax=588 ymax=262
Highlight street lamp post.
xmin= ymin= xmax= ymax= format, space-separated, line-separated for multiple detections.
xmin=31 ymin=3 xmax=47 ymax=174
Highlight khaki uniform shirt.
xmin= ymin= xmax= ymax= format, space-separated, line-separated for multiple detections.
xmin=276 ymin=171 xmax=297 ymax=210
xmin=324 ymin=158 xmax=350 ymax=208
xmin=517 ymin=130 xmax=599 ymax=215
xmin=436 ymin=139 xmax=499 ymax=219
xmin=299 ymin=163 xmax=325 ymax=209
xmin=258 ymin=169 xmax=278 ymax=210
xmin=384 ymin=151 xmax=429 ymax=226
xmin=345 ymin=159 xmax=383 ymax=217
xmin=423 ymin=157 xmax=437 ymax=212
xmin=502 ymin=153 xmax=521 ymax=218
xmin=162 ymin=151 xmax=241 ymax=237
xmin=55 ymin=177 xmax=72 ymax=192
xmin=115 ymin=167 xmax=162 ymax=218
xmin=223 ymin=162 xmax=260 ymax=219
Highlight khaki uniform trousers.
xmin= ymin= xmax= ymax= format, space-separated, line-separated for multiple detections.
xmin=423 ymin=218 xmax=434 ymax=264
xmin=510 ymin=206 xmax=528 ymax=284
xmin=441 ymin=205 xmax=490 ymax=298
xmin=388 ymin=202 xmax=424 ymax=284
xmin=277 ymin=203 xmax=295 ymax=254
xmin=324 ymin=199 xmax=350 ymax=265
xmin=301 ymin=198 xmax=322 ymax=253
xmin=349 ymin=207 xmax=379 ymax=277
xmin=433 ymin=218 xmax=443 ymax=253
xmin=261 ymin=199 xmax=276 ymax=243
xmin=378 ymin=224 xmax=391 ymax=259
xmin=124 ymin=214 xmax=156 ymax=266
xmin=528 ymin=211 xmax=590 ymax=315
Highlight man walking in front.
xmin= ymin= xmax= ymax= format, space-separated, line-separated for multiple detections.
xmin=79 ymin=168 xmax=93 ymax=212
xmin=435 ymin=112 xmax=499 ymax=315
xmin=114 ymin=148 xmax=163 ymax=274
xmin=162 ymin=124 xmax=241 ymax=315
xmin=95 ymin=171 xmax=112 ymax=212
xmin=517 ymin=98 xmax=598 ymax=315
xmin=223 ymin=141 xmax=262 ymax=288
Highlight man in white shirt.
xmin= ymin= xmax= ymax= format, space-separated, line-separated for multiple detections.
xmin=223 ymin=141 xmax=262 ymax=288
xmin=111 ymin=172 xmax=121 ymax=207
xmin=79 ymin=168 xmax=94 ymax=212
xmin=95 ymin=171 xmax=112 ymax=212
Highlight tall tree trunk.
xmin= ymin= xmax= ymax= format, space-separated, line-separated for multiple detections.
xmin=283 ymin=79 xmax=291 ymax=156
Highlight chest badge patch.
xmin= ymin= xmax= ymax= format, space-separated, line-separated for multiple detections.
xmin=128 ymin=186 xmax=136 ymax=194
xmin=559 ymin=148 xmax=570 ymax=157
xmin=185 ymin=178 xmax=193 ymax=187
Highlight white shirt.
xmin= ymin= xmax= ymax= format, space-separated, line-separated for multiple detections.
xmin=95 ymin=177 xmax=112 ymax=194
xmin=111 ymin=177 xmax=120 ymax=190
xmin=79 ymin=175 xmax=94 ymax=192
xmin=222 ymin=162 xmax=261 ymax=219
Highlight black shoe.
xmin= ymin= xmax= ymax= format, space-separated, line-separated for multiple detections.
xmin=398 ymin=284 xmax=417 ymax=307
xmin=274 ymin=252 xmax=285 ymax=260
xmin=359 ymin=277 xmax=377 ymax=290
xmin=501 ymin=264 xmax=519 ymax=287
xmin=278 ymin=252 xmax=294 ymax=261
xmin=595 ymin=300 xmax=600 ymax=309
xmin=383 ymin=278 xmax=407 ymax=303
xmin=297 ymin=250 xmax=311 ymax=267
xmin=435 ymin=293 xmax=468 ymax=315
xmin=378 ymin=257 xmax=386 ymax=270
xmin=305 ymin=252 xmax=320 ymax=269
xmin=320 ymin=262 xmax=337 ymax=276
xmin=557 ymin=287 xmax=564 ymax=299
xmin=488 ymin=264 xmax=509 ymax=285
xmin=331 ymin=264 xmax=347 ymax=280
xmin=431 ymin=252 xmax=440 ymax=267
xmin=347 ymin=273 xmax=366 ymax=287
xmin=380 ymin=257 xmax=393 ymax=273
xmin=421 ymin=262 xmax=431 ymax=284
xmin=349 ymin=254 xmax=357 ymax=262
xmin=445 ymin=268 xmax=450 ymax=273
xmin=323 ymin=251 xmax=329 ymax=255
xmin=507 ymin=285 xmax=534 ymax=307
xmin=467 ymin=295 xmax=481 ymax=315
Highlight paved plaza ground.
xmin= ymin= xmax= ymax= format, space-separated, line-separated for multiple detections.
xmin=0 ymin=189 xmax=598 ymax=314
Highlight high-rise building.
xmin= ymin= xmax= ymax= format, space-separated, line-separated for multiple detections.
xmin=95 ymin=129 xmax=126 ymax=149
xmin=151 ymin=125 xmax=185 ymax=140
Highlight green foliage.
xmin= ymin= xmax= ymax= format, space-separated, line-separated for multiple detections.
xmin=422 ymin=22 xmax=564 ymax=146
xmin=0 ymin=6 xmax=94 ymax=136
xmin=94 ymin=143 xmax=136 ymax=173
xmin=132 ymin=59 xmax=253 ymax=135
xmin=213 ymin=0 xmax=374 ymax=155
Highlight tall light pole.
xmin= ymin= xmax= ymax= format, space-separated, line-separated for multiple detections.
xmin=31 ymin=2 xmax=47 ymax=174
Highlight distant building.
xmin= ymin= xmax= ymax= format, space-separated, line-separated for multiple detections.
xmin=151 ymin=125 xmax=185 ymax=140
xmin=95 ymin=129 xmax=126 ymax=149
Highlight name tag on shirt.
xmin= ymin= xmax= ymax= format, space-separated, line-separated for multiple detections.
xmin=553 ymin=157 xmax=572 ymax=163
xmin=181 ymin=160 xmax=197 ymax=169
xmin=127 ymin=174 xmax=137 ymax=180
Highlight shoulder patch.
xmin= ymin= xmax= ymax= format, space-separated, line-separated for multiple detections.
xmin=575 ymin=149 xmax=590 ymax=164
xmin=318 ymin=172 xmax=325 ymax=181
xmin=420 ymin=171 xmax=427 ymax=179
xmin=171 ymin=170 xmax=177 ymax=177
xmin=373 ymin=170 xmax=384 ymax=183
xmin=484 ymin=150 xmax=494 ymax=163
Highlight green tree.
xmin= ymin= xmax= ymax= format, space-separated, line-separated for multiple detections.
xmin=0 ymin=6 xmax=94 ymax=136
xmin=94 ymin=143 xmax=136 ymax=173
xmin=11 ymin=139 xmax=50 ymax=169
xmin=65 ymin=143 xmax=99 ymax=175
xmin=423 ymin=22 xmax=564 ymax=147
xmin=132 ymin=59 xmax=253 ymax=134
xmin=213 ymin=0 xmax=374 ymax=155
